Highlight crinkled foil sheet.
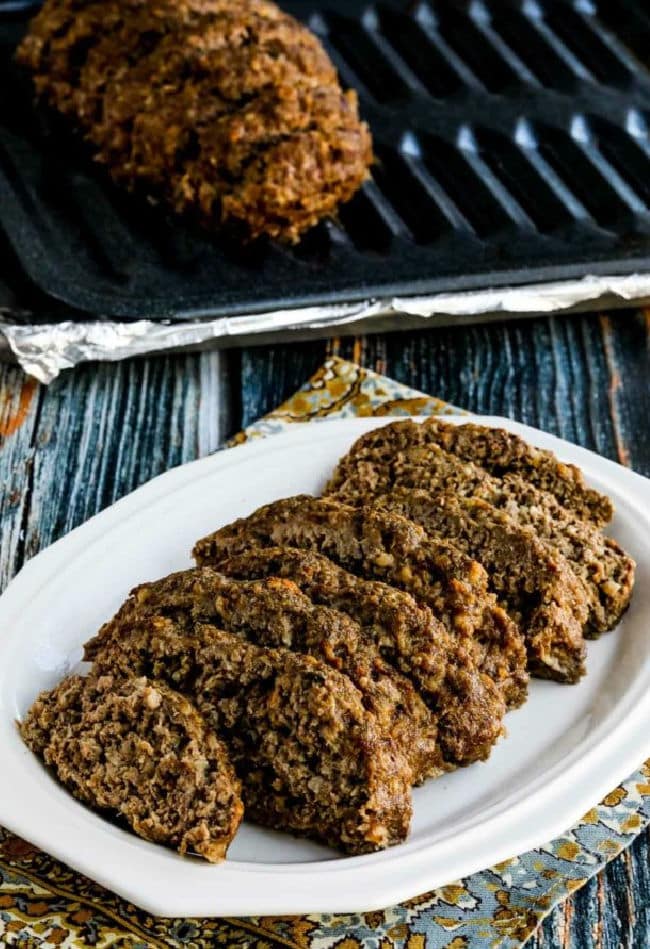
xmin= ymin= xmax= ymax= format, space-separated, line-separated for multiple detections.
xmin=2 ymin=273 xmax=650 ymax=383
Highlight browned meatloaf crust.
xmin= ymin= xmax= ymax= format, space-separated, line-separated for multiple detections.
xmin=20 ymin=674 xmax=243 ymax=862
xmin=16 ymin=0 xmax=373 ymax=242
xmin=87 ymin=566 xmax=504 ymax=769
xmin=216 ymin=546 xmax=508 ymax=763
xmin=326 ymin=444 xmax=635 ymax=636
xmin=88 ymin=618 xmax=413 ymax=853
xmin=352 ymin=488 xmax=589 ymax=683
xmin=337 ymin=420 xmax=613 ymax=527
xmin=193 ymin=495 xmax=529 ymax=708
xmin=87 ymin=571 xmax=446 ymax=783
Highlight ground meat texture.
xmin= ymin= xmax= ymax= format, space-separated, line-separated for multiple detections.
xmin=16 ymin=0 xmax=373 ymax=243
xmin=20 ymin=674 xmax=243 ymax=862
xmin=216 ymin=546 xmax=453 ymax=688
xmin=336 ymin=420 xmax=613 ymax=527
xmin=88 ymin=565 xmax=506 ymax=769
xmin=215 ymin=547 xmax=507 ymax=763
xmin=193 ymin=495 xmax=529 ymax=708
xmin=326 ymin=444 xmax=634 ymax=636
xmin=88 ymin=618 xmax=413 ymax=854
xmin=353 ymin=489 xmax=589 ymax=684
xmin=86 ymin=571 xmax=445 ymax=783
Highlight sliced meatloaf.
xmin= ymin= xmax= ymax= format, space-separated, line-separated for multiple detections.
xmin=86 ymin=571 xmax=445 ymax=783
xmin=21 ymin=673 xmax=243 ymax=862
xmin=216 ymin=546 xmax=508 ymax=755
xmin=87 ymin=618 xmax=413 ymax=854
xmin=356 ymin=488 xmax=589 ymax=683
xmin=215 ymin=545 xmax=456 ymax=692
xmin=193 ymin=495 xmax=529 ymax=708
xmin=87 ymin=566 xmax=505 ymax=769
xmin=326 ymin=444 xmax=634 ymax=636
xmin=17 ymin=0 xmax=373 ymax=242
xmin=334 ymin=420 xmax=613 ymax=526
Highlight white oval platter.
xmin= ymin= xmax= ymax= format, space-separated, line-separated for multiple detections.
xmin=0 ymin=415 xmax=649 ymax=918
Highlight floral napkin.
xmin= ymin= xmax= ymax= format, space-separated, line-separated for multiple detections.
xmin=1 ymin=356 xmax=648 ymax=949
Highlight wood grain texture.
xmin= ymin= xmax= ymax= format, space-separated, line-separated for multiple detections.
xmin=0 ymin=310 xmax=649 ymax=949
xmin=240 ymin=312 xmax=648 ymax=468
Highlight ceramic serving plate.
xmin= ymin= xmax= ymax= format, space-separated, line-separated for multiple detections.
xmin=0 ymin=416 xmax=649 ymax=918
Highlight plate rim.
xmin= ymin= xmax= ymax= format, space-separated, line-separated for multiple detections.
xmin=1 ymin=414 xmax=649 ymax=917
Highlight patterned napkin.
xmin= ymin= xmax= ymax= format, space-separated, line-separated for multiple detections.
xmin=2 ymin=356 xmax=649 ymax=949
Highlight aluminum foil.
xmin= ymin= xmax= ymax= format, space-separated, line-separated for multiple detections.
xmin=2 ymin=272 xmax=650 ymax=383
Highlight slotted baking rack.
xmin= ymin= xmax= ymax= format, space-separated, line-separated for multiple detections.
xmin=2 ymin=0 xmax=650 ymax=321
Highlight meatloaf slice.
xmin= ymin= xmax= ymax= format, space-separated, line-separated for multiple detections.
xmin=193 ymin=495 xmax=529 ymax=708
xmin=356 ymin=488 xmax=589 ymax=683
xmin=88 ymin=618 xmax=413 ymax=854
xmin=215 ymin=547 xmax=507 ymax=763
xmin=16 ymin=0 xmax=373 ymax=242
xmin=336 ymin=420 xmax=613 ymax=527
xmin=86 ymin=571 xmax=445 ymax=783
xmin=87 ymin=566 xmax=505 ymax=769
xmin=326 ymin=444 xmax=634 ymax=636
xmin=218 ymin=547 xmax=504 ymax=713
xmin=20 ymin=673 xmax=243 ymax=862
xmin=215 ymin=546 xmax=453 ymax=686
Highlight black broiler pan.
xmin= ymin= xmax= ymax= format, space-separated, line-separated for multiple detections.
xmin=2 ymin=0 xmax=650 ymax=322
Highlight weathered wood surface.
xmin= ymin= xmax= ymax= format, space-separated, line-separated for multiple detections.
xmin=0 ymin=310 xmax=649 ymax=948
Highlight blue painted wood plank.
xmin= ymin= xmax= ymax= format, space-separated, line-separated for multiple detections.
xmin=239 ymin=341 xmax=329 ymax=428
xmin=1 ymin=352 xmax=231 ymax=565
xmin=0 ymin=364 xmax=41 ymax=588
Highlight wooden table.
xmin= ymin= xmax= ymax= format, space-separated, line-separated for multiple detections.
xmin=1 ymin=309 xmax=648 ymax=948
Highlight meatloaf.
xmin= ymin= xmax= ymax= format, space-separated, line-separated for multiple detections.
xmin=20 ymin=674 xmax=243 ymax=862
xmin=326 ymin=444 xmax=634 ymax=636
xmin=16 ymin=0 xmax=373 ymax=242
xmin=215 ymin=545 xmax=453 ymax=688
xmin=215 ymin=548 xmax=507 ymax=764
xmin=193 ymin=495 xmax=529 ymax=707
xmin=336 ymin=420 xmax=613 ymax=526
xmin=356 ymin=488 xmax=589 ymax=683
xmin=87 ymin=566 xmax=504 ymax=768
xmin=86 ymin=571 xmax=446 ymax=783
xmin=87 ymin=617 xmax=413 ymax=853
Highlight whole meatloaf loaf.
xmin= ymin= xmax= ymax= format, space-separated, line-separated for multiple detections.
xmin=88 ymin=617 xmax=413 ymax=854
xmin=193 ymin=495 xmax=529 ymax=708
xmin=16 ymin=0 xmax=373 ymax=242
xmin=21 ymin=674 xmax=243 ymax=862
xmin=86 ymin=570 xmax=446 ymax=784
